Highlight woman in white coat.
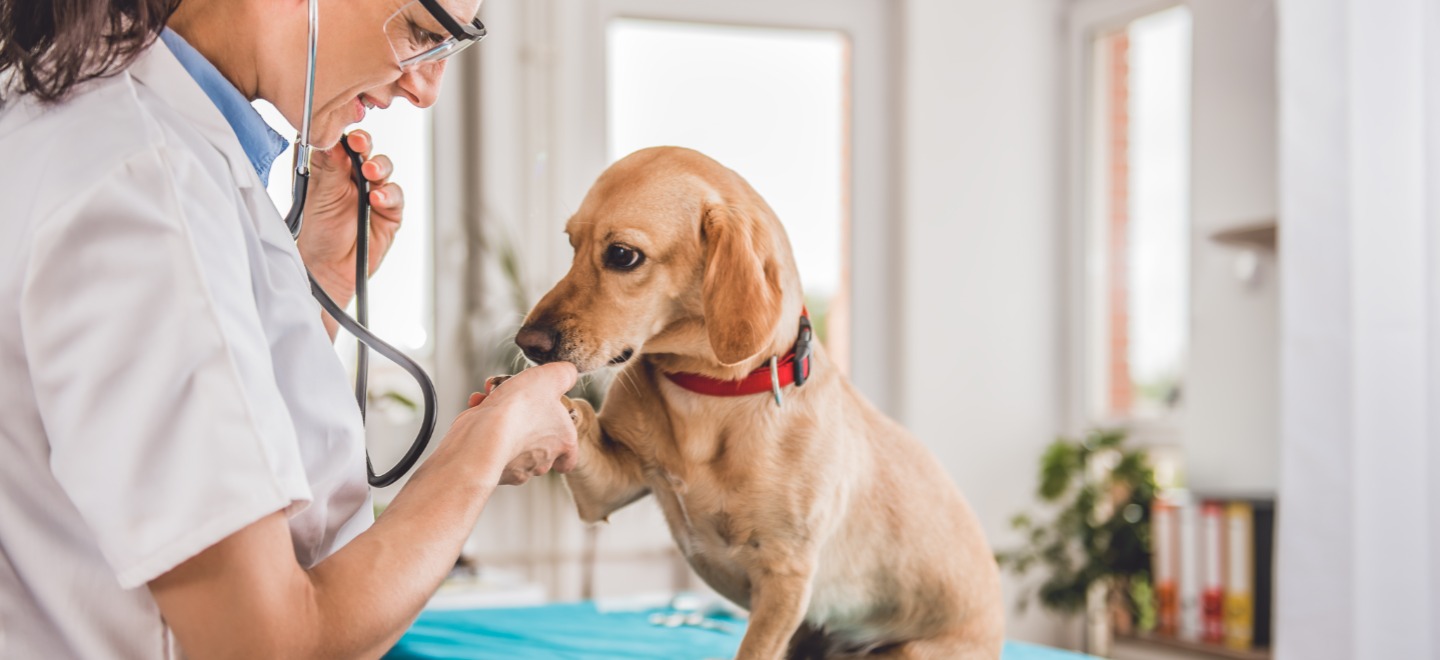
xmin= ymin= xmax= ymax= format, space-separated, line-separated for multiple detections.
xmin=0 ymin=0 xmax=577 ymax=657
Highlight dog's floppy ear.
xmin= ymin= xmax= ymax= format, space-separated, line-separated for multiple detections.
xmin=701 ymin=204 xmax=784 ymax=366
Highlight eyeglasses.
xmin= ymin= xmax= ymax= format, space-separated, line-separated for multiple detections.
xmin=384 ymin=0 xmax=487 ymax=70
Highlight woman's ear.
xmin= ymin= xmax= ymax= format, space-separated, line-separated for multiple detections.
xmin=701 ymin=204 xmax=784 ymax=366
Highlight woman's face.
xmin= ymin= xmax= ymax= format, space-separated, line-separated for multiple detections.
xmin=266 ymin=0 xmax=482 ymax=148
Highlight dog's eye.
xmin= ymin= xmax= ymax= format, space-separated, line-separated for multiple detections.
xmin=604 ymin=244 xmax=645 ymax=270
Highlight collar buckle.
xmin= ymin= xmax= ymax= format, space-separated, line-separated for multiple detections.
xmin=793 ymin=313 xmax=814 ymax=387
xmin=768 ymin=356 xmax=783 ymax=407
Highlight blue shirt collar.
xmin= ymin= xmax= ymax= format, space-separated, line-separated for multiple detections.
xmin=159 ymin=28 xmax=290 ymax=184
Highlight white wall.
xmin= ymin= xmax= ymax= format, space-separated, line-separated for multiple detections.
xmin=899 ymin=0 xmax=1073 ymax=647
xmin=1181 ymin=0 xmax=1278 ymax=495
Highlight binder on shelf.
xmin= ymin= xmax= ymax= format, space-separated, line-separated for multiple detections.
xmin=1201 ymin=500 xmax=1226 ymax=644
xmin=1151 ymin=495 xmax=1179 ymax=636
xmin=1177 ymin=493 xmax=1202 ymax=642
xmin=1223 ymin=501 xmax=1255 ymax=650
xmin=1251 ymin=499 xmax=1275 ymax=648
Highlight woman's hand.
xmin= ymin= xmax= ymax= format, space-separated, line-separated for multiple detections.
xmin=296 ymin=130 xmax=404 ymax=309
xmin=446 ymin=363 xmax=580 ymax=486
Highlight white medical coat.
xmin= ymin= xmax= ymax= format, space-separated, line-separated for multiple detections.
xmin=0 ymin=38 xmax=373 ymax=658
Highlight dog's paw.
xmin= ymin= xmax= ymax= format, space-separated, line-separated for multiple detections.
xmin=562 ymin=396 xmax=598 ymax=432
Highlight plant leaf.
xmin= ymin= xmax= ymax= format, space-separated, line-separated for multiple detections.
xmin=1039 ymin=439 xmax=1080 ymax=501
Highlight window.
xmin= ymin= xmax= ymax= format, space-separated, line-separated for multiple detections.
xmin=606 ymin=18 xmax=852 ymax=369
xmin=1086 ymin=6 xmax=1192 ymax=422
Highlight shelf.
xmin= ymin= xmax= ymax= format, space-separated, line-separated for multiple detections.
xmin=1116 ymin=633 xmax=1271 ymax=660
xmin=1209 ymin=220 xmax=1277 ymax=251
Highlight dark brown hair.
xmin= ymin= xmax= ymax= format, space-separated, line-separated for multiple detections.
xmin=0 ymin=0 xmax=180 ymax=105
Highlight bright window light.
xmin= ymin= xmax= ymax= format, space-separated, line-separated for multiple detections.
xmin=1090 ymin=6 xmax=1192 ymax=419
xmin=607 ymin=18 xmax=850 ymax=362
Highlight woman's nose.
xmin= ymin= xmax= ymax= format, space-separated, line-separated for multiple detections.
xmin=397 ymin=60 xmax=448 ymax=108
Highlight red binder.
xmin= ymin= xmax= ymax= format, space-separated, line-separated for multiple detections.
xmin=1152 ymin=496 xmax=1180 ymax=636
xmin=1201 ymin=500 xmax=1225 ymax=643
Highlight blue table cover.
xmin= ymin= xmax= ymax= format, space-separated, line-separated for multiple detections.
xmin=385 ymin=602 xmax=1091 ymax=660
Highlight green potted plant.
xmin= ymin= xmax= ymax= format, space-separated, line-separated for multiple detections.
xmin=995 ymin=429 xmax=1158 ymax=654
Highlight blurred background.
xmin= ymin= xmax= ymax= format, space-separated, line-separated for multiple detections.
xmin=255 ymin=1 xmax=1438 ymax=658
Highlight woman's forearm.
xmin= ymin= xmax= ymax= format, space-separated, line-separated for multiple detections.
xmin=305 ymin=442 xmax=506 ymax=658
xmin=148 ymin=429 xmax=508 ymax=660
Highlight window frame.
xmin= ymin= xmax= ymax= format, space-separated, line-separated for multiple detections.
xmin=1063 ymin=0 xmax=1191 ymax=439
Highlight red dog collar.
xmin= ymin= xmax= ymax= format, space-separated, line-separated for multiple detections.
xmin=665 ymin=311 xmax=814 ymax=405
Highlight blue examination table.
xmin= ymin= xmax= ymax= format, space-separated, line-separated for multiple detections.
xmin=385 ymin=601 xmax=1091 ymax=660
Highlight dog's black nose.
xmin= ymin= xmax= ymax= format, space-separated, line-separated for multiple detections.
xmin=516 ymin=325 xmax=560 ymax=363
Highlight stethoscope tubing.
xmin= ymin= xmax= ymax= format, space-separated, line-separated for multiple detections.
xmin=293 ymin=142 xmax=439 ymax=489
xmin=284 ymin=0 xmax=437 ymax=488
xmin=308 ymin=267 xmax=439 ymax=488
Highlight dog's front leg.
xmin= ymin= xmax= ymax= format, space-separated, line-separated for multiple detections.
xmin=561 ymin=397 xmax=650 ymax=523
xmin=734 ymin=551 xmax=817 ymax=660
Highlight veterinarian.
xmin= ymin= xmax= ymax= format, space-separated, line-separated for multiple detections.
xmin=0 ymin=0 xmax=578 ymax=656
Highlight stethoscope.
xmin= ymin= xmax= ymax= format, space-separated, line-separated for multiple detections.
xmin=283 ymin=0 xmax=437 ymax=488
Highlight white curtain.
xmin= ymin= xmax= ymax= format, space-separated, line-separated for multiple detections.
xmin=1277 ymin=0 xmax=1440 ymax=659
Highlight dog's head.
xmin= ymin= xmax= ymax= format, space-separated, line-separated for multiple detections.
xmin=517 ymin=147 xmax=803 ymax=375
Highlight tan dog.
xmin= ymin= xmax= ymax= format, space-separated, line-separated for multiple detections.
xmin=515 ymin=147 xmax=1003 ymax=659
